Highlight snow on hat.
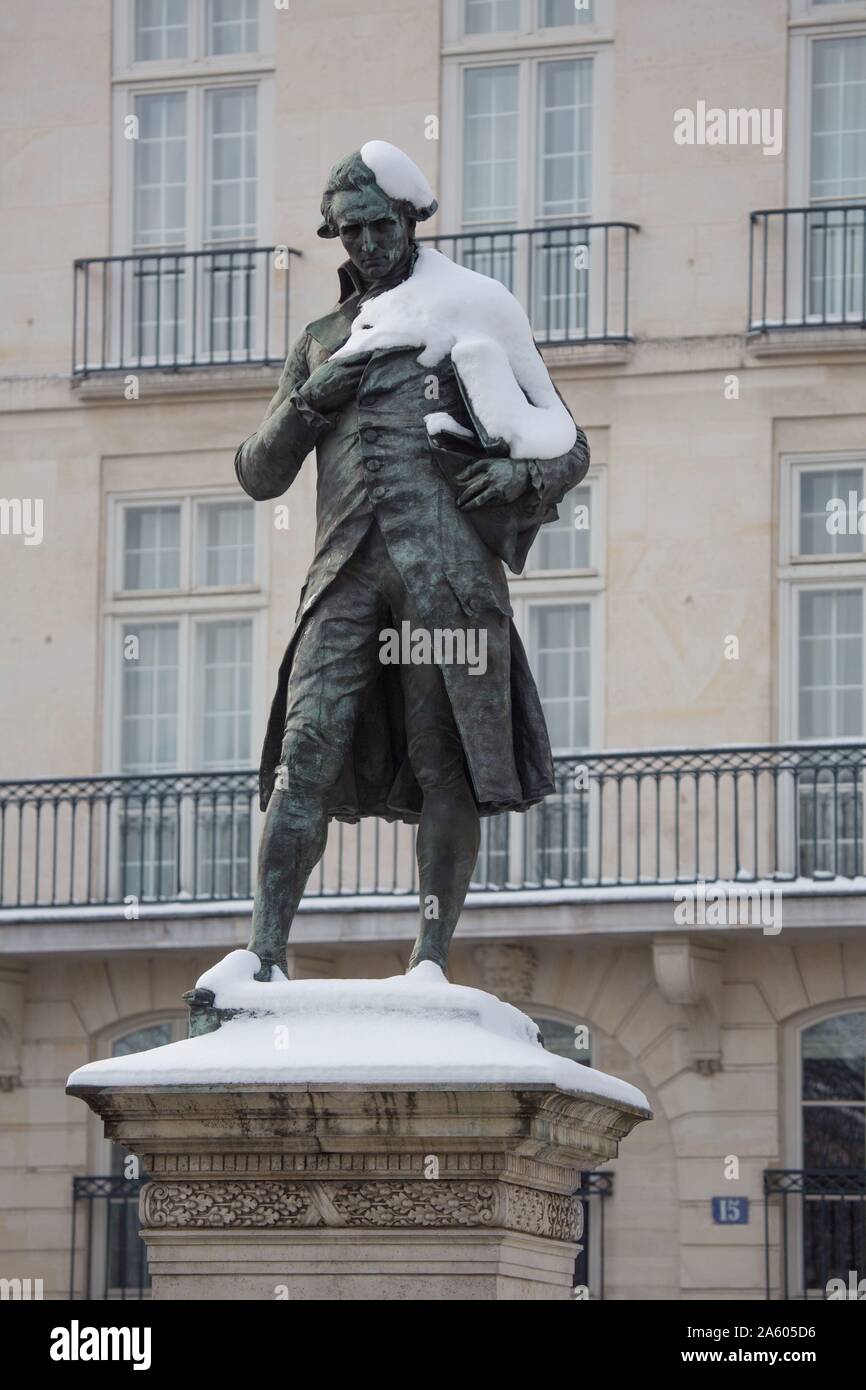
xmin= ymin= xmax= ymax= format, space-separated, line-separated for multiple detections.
xmin=317 ymin=141 xmax=438 ymax=238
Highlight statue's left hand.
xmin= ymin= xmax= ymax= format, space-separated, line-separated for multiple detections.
xmin=456 ymin=458 xmax=530 ymax=511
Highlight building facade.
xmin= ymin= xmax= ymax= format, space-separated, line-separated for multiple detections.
xmin=1 ymin=0 xmax=865 ymax=1300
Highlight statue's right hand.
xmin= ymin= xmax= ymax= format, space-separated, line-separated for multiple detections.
xmin=299 ymin=355 xmax=371 ymax=414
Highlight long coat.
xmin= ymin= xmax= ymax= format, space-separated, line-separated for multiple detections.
xmin=235 ymin=261 xmax=590 ymax=819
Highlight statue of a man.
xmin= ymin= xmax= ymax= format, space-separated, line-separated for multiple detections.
xmin=235 ymin=142 xmax=589 ymax=981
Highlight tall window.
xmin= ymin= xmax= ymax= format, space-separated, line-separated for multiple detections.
xmin=799 ymin=1011 xmax=866 ymax=1294
xmin=805 ymin=30 xmax=866 ymax=319
xmin=783 ymin=458 xmax=866 ymax=875
xmin=115 ymin=1 xmax=269 ymax=361
xmin=445 ymin=0 xmax=606 ymax=341
xmin=461 ymin=58 xmax=593 ymax=230
xmin=462 ymin=0 xmax=595 ymax=33
xmin=473 ymin=473 xmax=601 ymax=888
xmin=108 ymin=493 xmax=261 ymax=899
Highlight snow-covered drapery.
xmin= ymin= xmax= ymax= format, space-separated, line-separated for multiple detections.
xmin=332 ymin=246 xmax=578 ymax=461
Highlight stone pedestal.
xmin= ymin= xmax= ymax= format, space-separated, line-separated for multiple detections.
xmin=68 ymin=954 xmax=651 ymax=1300
xmin=68 ymin=1082 xmax=648 ymax=1301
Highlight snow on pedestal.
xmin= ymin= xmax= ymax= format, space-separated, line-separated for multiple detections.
xmin=67 ymin=950 xmax=649 ymax=1108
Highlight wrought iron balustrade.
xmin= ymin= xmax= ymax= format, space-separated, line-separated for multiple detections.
xmin=764 ymin=1169 xmax=866 ymax=1300
xmin=1 ymin=742 xmax=864 ymax=913
xmin=418 ymin=222 xmax=638 ymax=345
xmin=72 ymin=245 xmax=299 ymax=377
xmin=749 ymin=205 xmax=866 ymax=332
xmin=69 ymin=1175 xmax=148 ymax=1301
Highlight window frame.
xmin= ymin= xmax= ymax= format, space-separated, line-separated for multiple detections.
xmin=103 ymin=486 xmax=268 ymax=777
xmin=439 ymin=10 xmax=613 ymax=232
xmin=781 ymin=1001 xmax=866 ymax=1297
xmin=111 ymin=0 xmax=274 ymax=258
xmin=779 ymin=452 xmax=866 ymax=743
xmin=113 ymin=0 xmax=275 ymax=77
xmin=510 ymin=464 xmax=605 ymax=752
xmin=787 ymin=8 xmax=866 ymax=207
xmin=443 ymin=0 xmax=614 ymax=46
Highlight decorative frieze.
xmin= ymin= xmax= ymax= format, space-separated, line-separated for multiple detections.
xmin=141 ymin=1177 xmax=581 ymax=1240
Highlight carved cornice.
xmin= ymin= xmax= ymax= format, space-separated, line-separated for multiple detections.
xmin=141 ymin=1178 xmax=583 ymax=1242
xmin=140 ymin=1151 xmax=573 ymax=1188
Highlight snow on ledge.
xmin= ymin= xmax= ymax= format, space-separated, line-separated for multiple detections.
xmin=67 ymin=949 xmax=650 ymax=1111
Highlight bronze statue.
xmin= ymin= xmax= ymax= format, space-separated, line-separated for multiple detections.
xmin=234 ymin=143 xmax=589 ymax=981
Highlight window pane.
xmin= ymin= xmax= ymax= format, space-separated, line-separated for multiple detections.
xmin=530 ymin=1015 xmax=591 ymax=1063
xmin=538 ymin=58 xmax=593 ymax=219
xmin=112 ymin=1023 xmax=173 ymax=1057
xmin=134 ymin=0 xmax=188 ymax=60
xmin=197 ymin=500 xmax=255 ymax=586
xmin=123 ymin=505 xmax=181 ymax=590
xmin=196 ymin=619 xmax=252 ymax=768
xmin=803 ymin=1104 xmax=865 ymax=1168
xmin=206 ymin=0 xmax=258 ymax=55
xmin=206 ymin=87 xmax=257 ymax=243
xmin=133 ymin=92 xmax=186 ymax=248
xmin=799 ymin=468 xmax=864 ymax=556
xmin=463 ymin=66 xmax=519 ymax=225
xmin=464 ymin=0 xmax=519 ymax=34
xmin=530 ymin=603 xmax=591 ymax=751
xmin=798 ymin=589 xmax=863 ymax=738
xmin=540 ymin=0 xmax=594 ymax=28
xmin=527 ymin=484 xmax=591 ymax=571
xmin=803 ymin=1012 xmax=866 ymax=1101
xmin=811 ymin=37 xmax=866 ymax=201
xmin=120 ymin=622 xmax=179 ymax=773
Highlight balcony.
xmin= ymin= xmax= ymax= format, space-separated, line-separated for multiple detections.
xmin=71 ymin=245 xmax=299 ymax=378
xmin=764 ymin=1169 xmax=866 ymax=1300
xmin=418 ymin=222 xmax=638 ymax=346
xmin=1 ymin=742 xmax=864 ymax=919
xmin=748 ymin=205 xmax=866 ymax=334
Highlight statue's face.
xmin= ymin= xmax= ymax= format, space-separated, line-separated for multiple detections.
xmin=330 ymin=186 xmax=412 ymax=283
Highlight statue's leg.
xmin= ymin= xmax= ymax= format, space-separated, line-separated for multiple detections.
xmin=248 ymin=553 xmax=385 ymax=980
xmin=400 ymin=663 xmax=480 ymax=974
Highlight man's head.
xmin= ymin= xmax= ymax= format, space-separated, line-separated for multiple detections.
xmin=318 ymin=142 xmax=437 ymax=285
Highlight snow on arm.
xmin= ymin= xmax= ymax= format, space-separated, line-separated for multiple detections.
xmin=332 ymin=248 xmax=577 ymax=460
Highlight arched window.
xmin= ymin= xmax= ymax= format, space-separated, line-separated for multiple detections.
xmin=802 ymin=1010 xmax=866 ymax=1165
xmin=73 ymin=1016 xmax=184 ymax=1299
xmin=530 ymin=1012 xmax=603 ymax=1296
xmin=799 ymin=1009 xmax=866 ymax=1295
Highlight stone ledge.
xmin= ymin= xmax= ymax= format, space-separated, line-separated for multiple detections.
xmin=746 ymin=327 xmax=866 ymax=360
xmin=71 ymin=364 xmax=281 ymax=403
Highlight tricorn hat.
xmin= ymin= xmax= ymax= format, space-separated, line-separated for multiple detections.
xmin=317 ymin=140 xmax=438 ymax=238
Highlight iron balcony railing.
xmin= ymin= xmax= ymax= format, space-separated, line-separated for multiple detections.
xmin=69 ymin=1175 xmax=148 ymax=1301
xmin=418 ymin=222 xmax=638 ymax=345
xmin=749 ymin=205 xmax=866 ymax=333
xmin=764 ymin=1169 xmax=866 ymax=1300
xmin=1 ymin=743 xmax=864 ymax=912
xmin=71 ymin=245 xmax=300 ymax=378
